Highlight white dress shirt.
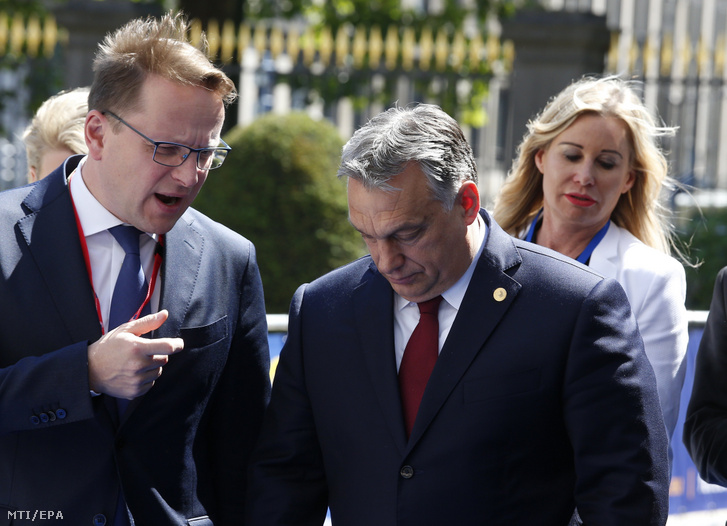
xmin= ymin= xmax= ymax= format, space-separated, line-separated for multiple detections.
xmin=69 ymin=157 xmax=160 ymax=333
xmin=394 ymin=214 xmax=487 ymax=370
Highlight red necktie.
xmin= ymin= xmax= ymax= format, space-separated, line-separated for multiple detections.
xmin=399 ymin=295 xmax=443 ymax=437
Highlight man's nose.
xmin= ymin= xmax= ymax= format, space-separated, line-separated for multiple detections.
xmin=375 ymin=239 xmax=404 ymax=274
xmin=171 ymin=154 xmax=201 ymax=187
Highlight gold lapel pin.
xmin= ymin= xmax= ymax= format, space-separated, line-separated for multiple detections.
xmin=493 ymin=287 xmax=507 ymax=302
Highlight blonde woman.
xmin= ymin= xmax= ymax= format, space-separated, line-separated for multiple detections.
xmin=494 ymin=75 xmax=688 ymax=447
xmin=23 ymin=86 xmax=89 ymax=182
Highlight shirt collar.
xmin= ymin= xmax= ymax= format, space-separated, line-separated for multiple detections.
xmin=69 ymin=156 xmax=124 ymax=237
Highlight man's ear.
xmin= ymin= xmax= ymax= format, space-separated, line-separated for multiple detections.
xmin=459 ymin=180 xmax=480 ymax=225
xmin=84 ymin=110 xmax=107 ymax=161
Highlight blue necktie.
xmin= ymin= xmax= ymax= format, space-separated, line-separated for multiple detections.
xmin=108 ymin=225 xmax=147 ymax=526
xmin=109 ymin=225 xmax=148 ymax=330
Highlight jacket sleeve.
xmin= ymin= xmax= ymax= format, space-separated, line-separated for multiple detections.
xmin=245 ymin=283 xmax=329 ymax=526
xmin=0 ymin=341 xmax=98 ymax=435
xmin=621 ymin=255 xmax=688 ymax=440
xmin=566 ymin=278 xmax=670 ymax=525
xmin=683 ymin=267 xmax=727 ymax=485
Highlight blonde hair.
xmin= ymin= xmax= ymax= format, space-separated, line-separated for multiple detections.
xmin=493 ymin=75 xmax=679 ymax=256
xmin=88 ymin=11 xmax=236 ymax=117
xmin=23 ymin=87 xmax=89 ymax=181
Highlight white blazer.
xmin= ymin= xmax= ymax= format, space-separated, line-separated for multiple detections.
xmin=589 ymin=222 xmax=688 ymax=439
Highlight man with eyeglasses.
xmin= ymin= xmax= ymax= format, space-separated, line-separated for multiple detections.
xmin=0 ymin=12 xmax=270 ymax=526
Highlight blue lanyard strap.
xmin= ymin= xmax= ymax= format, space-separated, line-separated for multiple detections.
xmin=575 ymin=221 xmax=610 ymax=264
xmin=525 ymin=210 xmax=610 ymax=264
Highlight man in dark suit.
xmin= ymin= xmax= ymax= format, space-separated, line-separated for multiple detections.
xmin=0 ymin=13 xmax=270 ymax=526
xmin=246 ymin=104 xmax=669 ymax=525
xmin=684 ymin=267 xmax=727 ymax=485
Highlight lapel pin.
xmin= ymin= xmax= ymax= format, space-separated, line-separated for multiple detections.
xmin=493 ymin=287 xmax=507 ymax=302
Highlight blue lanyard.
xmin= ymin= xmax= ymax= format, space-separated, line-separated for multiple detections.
xmin=525 ymin=210 xmax=610 ymax=264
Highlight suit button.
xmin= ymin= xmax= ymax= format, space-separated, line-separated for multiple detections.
xmin=39 ymin=412 xmax=49 ymax=423
xmin=56 ymin=408 xmax=67 ymax=419
xmin=400 ymin=465 xmax=414 ymax=479
xmin=92 ymin=513 xmax=107 ymax=525
xmin=48 ymin=410 xmax=57 ymax=422
xmin=30 ymin=415 xmax=40 ymax=425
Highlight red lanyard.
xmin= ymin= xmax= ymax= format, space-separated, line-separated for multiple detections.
xmin=68 ymin=173 xmax=163 ymax=334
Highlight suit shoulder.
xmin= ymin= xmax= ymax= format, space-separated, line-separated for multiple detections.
xmin=511 ymin=237 xmax=604 ymax=281
xmin=611 ymin=226 xmax=684 ymax=279
xmin=182 ymin=207 xmax=254 ymax=247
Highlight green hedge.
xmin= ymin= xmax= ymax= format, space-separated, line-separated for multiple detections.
xmin=676 ymin=206 xmax=727 ymax=312
xmin=194 ymin=112 xmax=366 ymax=314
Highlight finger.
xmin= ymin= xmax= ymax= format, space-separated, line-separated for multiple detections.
xmin=140 ymin=337 xmax=184 ymax=357
xmin=125 ymin=309 xmax=170 ymax=336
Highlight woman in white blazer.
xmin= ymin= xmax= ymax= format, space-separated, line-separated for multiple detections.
xmin=493 ymin=75 xmax=688 ymax=448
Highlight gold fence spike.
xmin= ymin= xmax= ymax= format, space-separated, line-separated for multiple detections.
xmin=207 ymin=18 xmax=220 ymax=59
xmin=434 ymin=28 xmax=448 ymax=71
xmin=26 ymin=15 xmax=41 ymax=58
xmin=715 ymin=35 xmax=725 ymax=78
xmin=468 ymin=32 xmax=483 ymax=72
xmin=502 ymin=39 xmax=515 ymax=71
xmin=353 ymin=25 xmax=366 ymax=69
xmin=286 ymin=25 xmax=299 ymax=64
xmin=451 ymin=30 xmax=465 ymax=70
xmin=402 ymin=27 xmax=415 ymax=71
xmin=253 ymin=22 xmax=266 ymax=54
xmin=302 ymin=27 xmax=315 ymax=67
xmin=0 ymin=13 xmax=8 ymax=56
xmin=369 ymin=26 xmax=382 ymax=69
xmin=42 ymin=15 xmax=57 ymax=58
xmin=335 ymin=25 xmax=349 ymax=68
xmin=270 ymin=26 xmax=284 ymax=60
xmin=10 ymin=13 xmax=23 ymax=56
xmin=189 ymin=18 xmax=203 ymax=49
xmin=238 ymin=23 xmax=251 ymax=60
xmin=220 ymin=19 xmax=236 ymax=63
xmin=607 ymin=31 xmax=619 ymax=72
xmin=661 ymin=33 xmax=673 ymax=77
xmin=319 ymin=26 xmax=332 ymax=67
xmin=419 ymin=26 xmax=433 ymax=71
xmin=628 ymin=36 xmax=638 ymax=73
xmin=385 ymin=25 xmax=398 ymax=70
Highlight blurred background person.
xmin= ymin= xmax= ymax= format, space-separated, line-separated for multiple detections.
xmin=493 ymin=75 xmax=688 ymax=453
xmin=23 ymin=86 xmax=89 ymax=183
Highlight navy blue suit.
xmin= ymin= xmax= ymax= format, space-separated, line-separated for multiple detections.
xmin=0 ymin=156 xmax=271 ymax=525
xmin=247 ymin=210 xmax=669 ymax=526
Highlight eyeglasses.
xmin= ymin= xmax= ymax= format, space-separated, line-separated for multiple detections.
xmin=102 ymin=111 xmax=231 ymax=171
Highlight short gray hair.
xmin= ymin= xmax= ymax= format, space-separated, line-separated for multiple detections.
xmin=337 ymin=104 xmax=477 ymax=210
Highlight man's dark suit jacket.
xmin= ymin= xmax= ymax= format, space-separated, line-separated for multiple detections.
xmin=684 ymin=266 xmax=727 ymax=485
xmin=0 ymin=156 xmax=271 ymax=525
xmin=246 ymin=210 xmax=669 ymax=526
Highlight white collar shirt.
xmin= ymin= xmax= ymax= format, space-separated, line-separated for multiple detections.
xmin=69 ymin=156 xmax=160 ymax=332
xmin=393 ymin=213 xmax=487 ymax=371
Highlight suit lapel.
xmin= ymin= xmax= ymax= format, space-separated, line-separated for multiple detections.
xmin=117 ymin=212 xmax=203 ymax=425
xmin=17 ymin=157 xmax=101 ymax=343
xmin=588 ymin=220 xmax=618 ymax=279
xmin=154 ymin=213 xmax=203 ymax=339
xmin=407 ymin=212 xmax=523 ymax=445
xmin=354 ymin=264 xmax=409 ymax=451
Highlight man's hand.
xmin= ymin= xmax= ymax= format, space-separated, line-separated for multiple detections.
xmin=88 ymin=310 xmax=184 ymax=399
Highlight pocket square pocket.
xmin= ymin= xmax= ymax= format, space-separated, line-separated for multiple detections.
xmin=464 ymin=368 xmax=541 ymax=404
xmin=179 ymin=316 xmax=228 ymax=350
